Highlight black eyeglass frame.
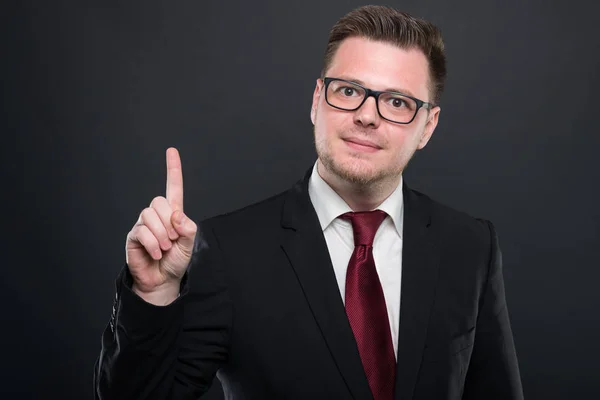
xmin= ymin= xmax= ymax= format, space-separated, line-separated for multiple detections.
xmin=323 ymin=77 xmax=435 ymax=125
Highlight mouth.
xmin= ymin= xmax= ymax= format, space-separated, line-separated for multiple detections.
xmin=343 ymin=137 xmax=382 ymax=153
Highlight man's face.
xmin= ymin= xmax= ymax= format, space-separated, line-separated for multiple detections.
xmin=311 ymin=36 xmax=440 ymax=186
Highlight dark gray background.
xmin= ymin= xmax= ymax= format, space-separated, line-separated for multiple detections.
xmin=2 ymin=0 xmax=599 ymax=399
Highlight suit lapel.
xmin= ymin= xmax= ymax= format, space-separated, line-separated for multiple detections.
xmin=394 ymin=182 xmax=440 ymax=400
xmin=280 ymin=168 xmax=374 ymax=400
xmin=279 ymin=169 xmax=440 ymax=400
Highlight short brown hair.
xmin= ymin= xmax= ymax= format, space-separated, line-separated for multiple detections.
xmin=321 ymin=5 xmax=446 ymax=105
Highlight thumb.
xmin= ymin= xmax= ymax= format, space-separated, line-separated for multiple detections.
xmin=171 ymin=210 xmax=196 ymax=250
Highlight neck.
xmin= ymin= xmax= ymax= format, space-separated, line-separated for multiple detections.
xmin=316 ymin=159 xmax=401 ymax=212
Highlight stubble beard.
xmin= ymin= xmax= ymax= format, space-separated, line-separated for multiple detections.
xmin=314 ymin=126 xmax=409 ymax=189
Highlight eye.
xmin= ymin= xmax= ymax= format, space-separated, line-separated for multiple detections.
xmin=338 ymin=86 xmax=358 ymax=97
xmin=390 ymin=97 xmax=406 ymax=108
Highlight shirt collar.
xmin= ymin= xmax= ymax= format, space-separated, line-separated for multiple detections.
xmin=308 ymin=161 xmax=404 ymax=238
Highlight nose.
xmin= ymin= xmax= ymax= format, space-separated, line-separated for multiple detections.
xmin=353 ymin=95 xmax=381 ymax=128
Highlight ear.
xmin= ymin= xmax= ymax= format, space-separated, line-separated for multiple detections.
xmin=417 ymin=106 xmax=441 ymax=150
xmin=310 ymin=78 xmax=324 ymax=125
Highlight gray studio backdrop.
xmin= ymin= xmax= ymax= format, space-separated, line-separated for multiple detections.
xmin=2 ymin=0 xmax=599 ymax=399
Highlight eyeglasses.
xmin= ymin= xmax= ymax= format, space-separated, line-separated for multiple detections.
xmin=323 ymin=77 xmax=434 ymax=124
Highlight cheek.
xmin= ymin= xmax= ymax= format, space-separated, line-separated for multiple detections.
xmin=388 ymin=128 xmax=422 ymax=158
xmin=316 ymin=109 xmax=343 ymax=139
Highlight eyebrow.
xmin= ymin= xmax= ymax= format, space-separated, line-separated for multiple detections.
xmin=337 ymin=76 xmax=417 ymax=98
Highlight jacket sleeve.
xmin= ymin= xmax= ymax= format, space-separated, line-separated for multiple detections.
xmin=462 ymin=220 xmax=524 ymax=400
xmin=94 ymin=221 xmax=232 ymax=399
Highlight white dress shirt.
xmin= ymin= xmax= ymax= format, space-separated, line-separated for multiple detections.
xmin=307 ymin=161 xmax=404 ymax=359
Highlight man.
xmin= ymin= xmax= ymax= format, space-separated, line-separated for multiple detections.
xmin=95 ymin=5 xmax=524 ymax=399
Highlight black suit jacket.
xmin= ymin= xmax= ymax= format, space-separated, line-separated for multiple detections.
xmin=94 ymin=168 xmax=524 ymax=399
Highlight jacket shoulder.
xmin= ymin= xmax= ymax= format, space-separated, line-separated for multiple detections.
xmin=410 ymin=187 xmax=495 ymax=246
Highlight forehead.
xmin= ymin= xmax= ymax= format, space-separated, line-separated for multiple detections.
xmin=326 ymin=36 xmax=431 ymax=101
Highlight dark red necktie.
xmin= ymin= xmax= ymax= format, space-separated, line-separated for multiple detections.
xmin=341 ymin=210 xmax=396 ymax=400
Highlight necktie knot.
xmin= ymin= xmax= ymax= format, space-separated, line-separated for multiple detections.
xmin=341 ymin=210 xmax=388 ymax=246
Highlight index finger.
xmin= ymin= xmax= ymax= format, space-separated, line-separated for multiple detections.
xmin=166 ymin=147 xmax=184 ymax=211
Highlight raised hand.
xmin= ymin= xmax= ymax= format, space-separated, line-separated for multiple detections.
xmin=125 ymin=147 xmax=197 ymax=305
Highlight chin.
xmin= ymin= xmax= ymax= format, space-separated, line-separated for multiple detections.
xmin=324 ymin=153 xmax=388 ymax=185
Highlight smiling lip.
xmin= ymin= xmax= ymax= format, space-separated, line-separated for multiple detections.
xmin=343 ymin=137 xmax=382 ymax=153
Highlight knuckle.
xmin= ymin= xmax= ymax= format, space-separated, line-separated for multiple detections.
xmin=129 ymin=224 xmax=143 ymax=239
xmin=135 ymin=210 xmax=145 ymax=226
xmin=140 ymin=207 xmax=155 ymax=222
xmin=136 ymin=224 xmax=149 ymax=240
xmin=126 ymin=228 xmax=135 ymax=242
xmin=153 ymin=200 xmax=173 ymax=222
xmin=150 ymin=196 xmax=166 ymax=207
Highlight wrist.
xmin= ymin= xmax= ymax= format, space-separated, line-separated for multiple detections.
xmin=132 ymin=280 xmax=180 ymax=306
